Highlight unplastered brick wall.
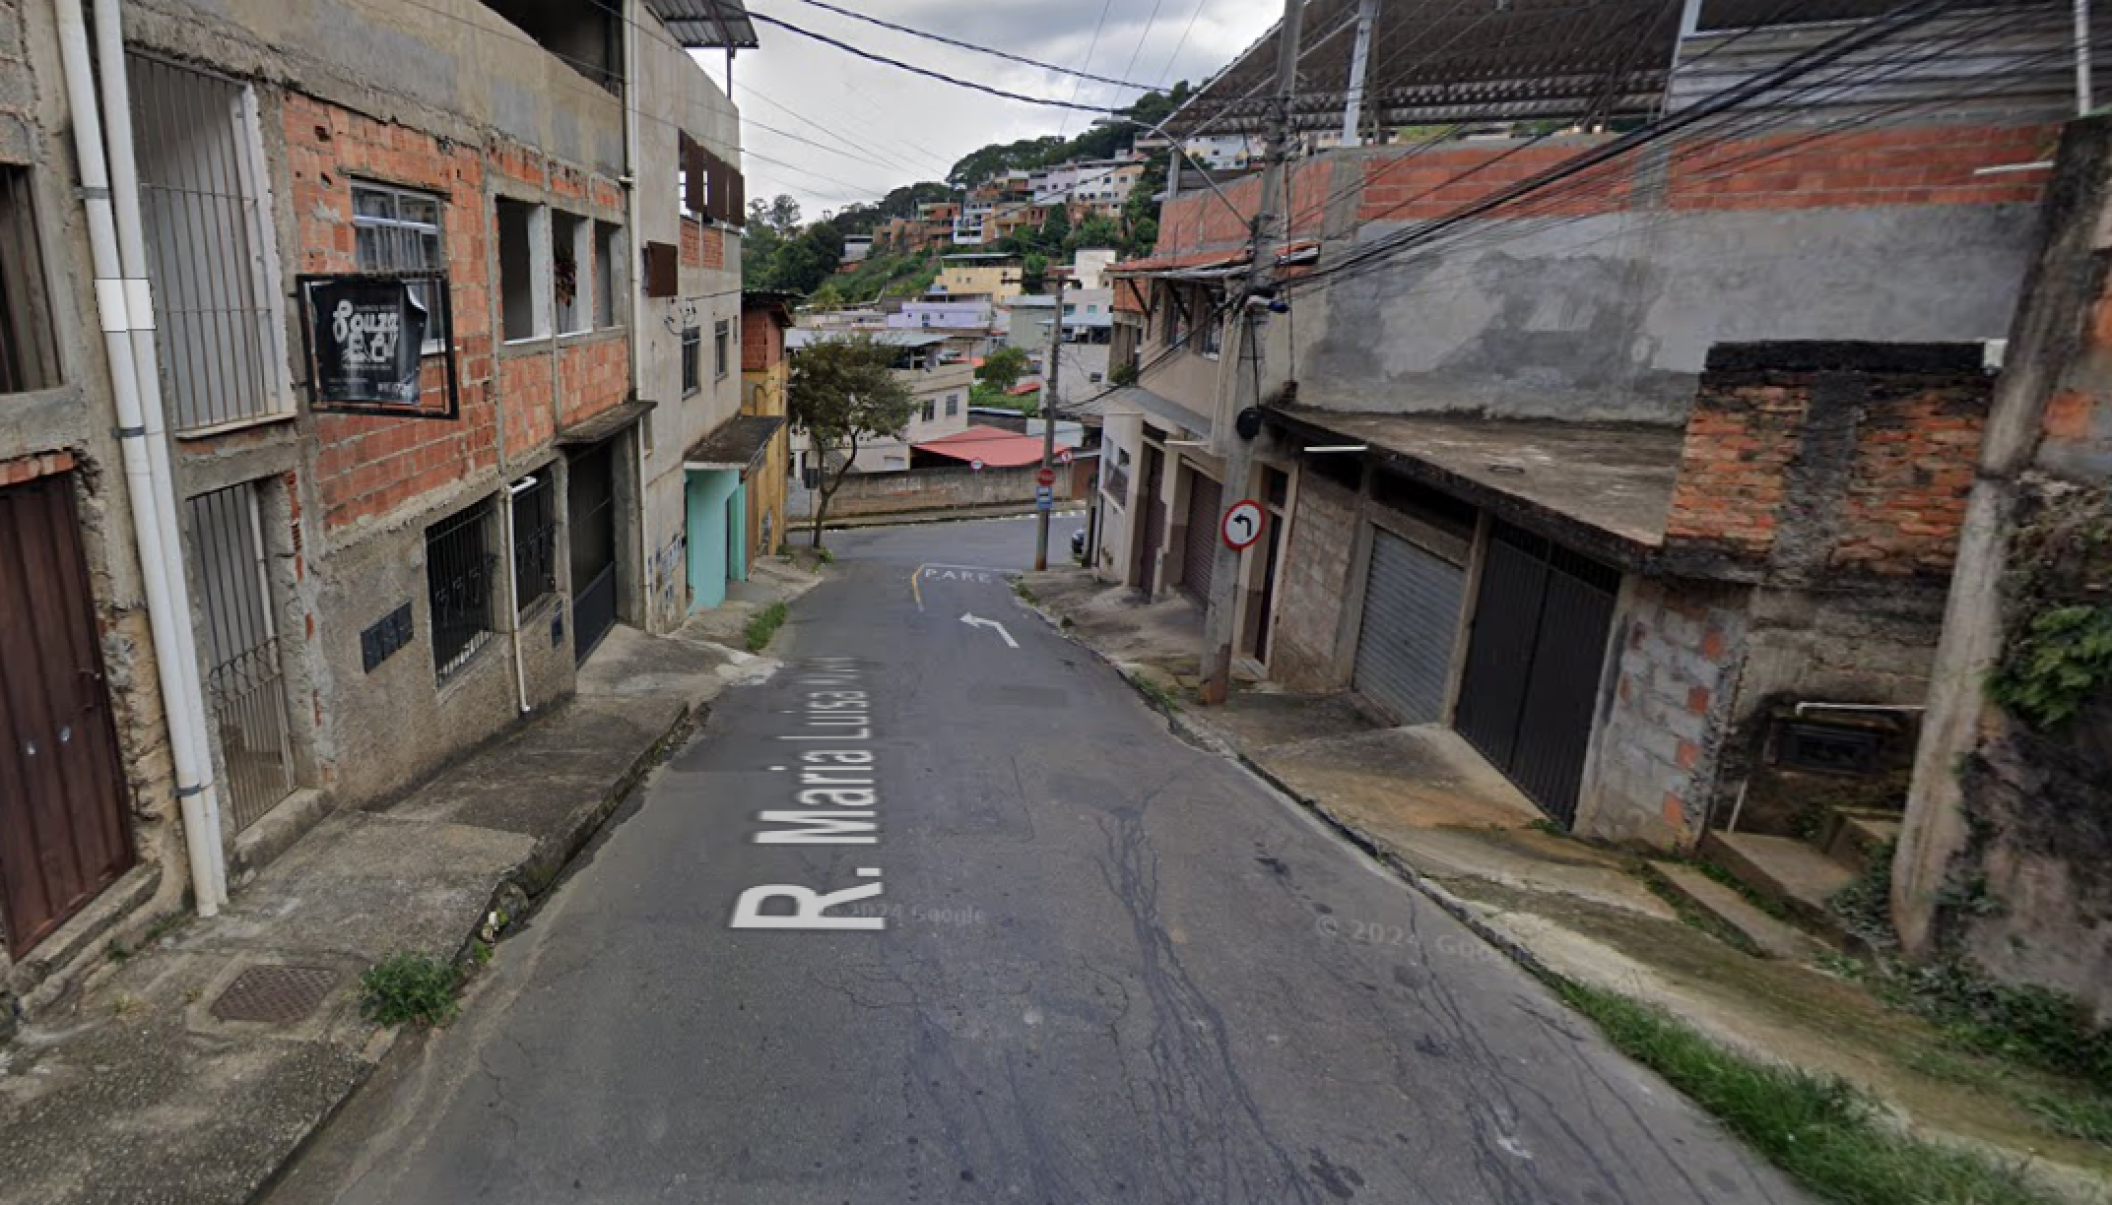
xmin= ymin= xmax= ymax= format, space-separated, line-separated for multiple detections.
xmin=741 ymin=313 xmax=781 ymax=372
xmin=1582 ymin=578 xmax=1749 ymax=849
xmin=1663 ymin=342 xmax=1991 ymax=585
xmin=680 ymin=219 xmax=724 ymax=270
xmin=558 ymin=338 xmax=629 ymax=429
xmin=288 ymin=94 xmax=498 ymax=533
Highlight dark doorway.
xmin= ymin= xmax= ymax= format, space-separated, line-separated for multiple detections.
xmin=1132 ymin=443 xmax=1167 ymax=594
xmin=1180 ymin=471 xmax=1222 ymax=605
xmin=568 ymin=441 xmax=619 ymax=663
xmin=1454 ymin=522 xmax=1619 ymax=825
xmin=0 ymin=474 xmax=134 ymax=956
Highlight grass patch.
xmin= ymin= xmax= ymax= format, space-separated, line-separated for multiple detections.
xmin=1559 ymin=980 xmax=2061 ymax=1204
xmin=1130 ymin=673 xmax=1181 ymax=712
xmin=744 ymin=601 xmax=789 ymax=653
xmin=1012 ymin=579 xmax=1039 ymax=606
xmin=359 ymin=952 xmax=460 ymax=1027
xmin=2027 ymin=1093 xmax=2112 ymax=1149
xmin=816 ymin=546 xmax=835 ymax=565
xmin=1695 ymin=858 xmax=1794 ymax=922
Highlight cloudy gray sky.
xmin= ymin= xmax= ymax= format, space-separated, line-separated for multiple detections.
xmin=719 ymin=0 xmax=1279 ymax=220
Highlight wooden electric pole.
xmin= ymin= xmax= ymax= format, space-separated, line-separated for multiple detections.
xmin=1199 ymin=0 xmax=1303 ymax=705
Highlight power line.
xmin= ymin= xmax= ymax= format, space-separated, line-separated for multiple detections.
xmin=1058 ymin=0 xmax=1123 ymax=139
xmin=746 ymin=11 xmax=1122 ymax=113
xmin=778 ymin=0 xmax=1154 ymax=91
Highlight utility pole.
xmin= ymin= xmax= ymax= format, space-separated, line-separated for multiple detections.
xmin=1199 ymin=0 xmax=1303 ymax=706
xmin=1341 ymin=0 xmax=1380 ymax=148
xmin=1034 ymin=269 xmax=1073 ymax=571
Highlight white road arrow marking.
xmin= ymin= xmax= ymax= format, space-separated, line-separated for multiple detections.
xmin=960 ymin=613 xmax=1019 ymax=648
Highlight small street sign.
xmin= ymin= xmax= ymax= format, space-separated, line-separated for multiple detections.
xmin=1057 ymin=449 xmax=1074 ymax=465
xmin=1035 ymin=485 xmax=1055 ymax=511
xmin=1222 ymin=500 xmax=1265 ymax=551
xmin=1035 ymin=467 xmax=1057 ymax=487
xmin=970 ymin=458 xmax=985 ymax=472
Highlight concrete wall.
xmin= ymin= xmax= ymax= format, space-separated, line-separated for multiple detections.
xmin=1268 ymin=469 xmax=1362 ymax=691
xmin=791 ymin=461 xmax=1080 ymax=521
xmin=633 ymin=12 xmax=742 ymax=632
xmin=1150 ymin=122 xmax=2051 ymax=425
xmin=1900 ymin=115 xmax=2112 ymax=1018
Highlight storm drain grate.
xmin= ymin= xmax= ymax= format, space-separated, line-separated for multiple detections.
xmin=210 ymin=964 xmax=339 ymax=1024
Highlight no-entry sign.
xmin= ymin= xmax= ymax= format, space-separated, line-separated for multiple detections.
xmin=1035 ymin=466 xmax=1057 ymax=487
xmin=1222 ymin=500 xmax=1265 ymax=551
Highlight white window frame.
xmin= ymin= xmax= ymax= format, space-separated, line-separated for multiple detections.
xmin=352 ymin=180 xmax=449 ymax=356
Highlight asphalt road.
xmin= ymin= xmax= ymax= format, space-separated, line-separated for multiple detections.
xmin=272 ymin=518 xmax=1804 ymax=1205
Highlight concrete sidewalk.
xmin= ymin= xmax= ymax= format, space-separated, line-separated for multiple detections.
xmin=1023 ymin=566 xmax=2112 ymax=1203
xmin=0 ymin=559 xmax=821 ymax=1205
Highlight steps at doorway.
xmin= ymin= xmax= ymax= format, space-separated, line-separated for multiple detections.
xmin=1701 ymin=830 xmax=1856 ymax=948
xmin=1647 ymin=861 xmax=1832 ymax=962
xmin=1820 ymin=809 xmax=1903 ymax=877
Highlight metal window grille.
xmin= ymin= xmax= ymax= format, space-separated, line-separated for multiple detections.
xmin=920 ymin=399 xmax=935 ymax=423
xmin=129 ymin=55 xmax=288 ymax=432
xmin=681 ymin=326 xmax=701 ymax=395
xmin=425 ymin=500 xmax=496 ymax=680
xmin=713 ymin=319 xmax=730 ymax=380
xmin=0 ymin=166 xmax=59 ymax=393
xmin=511 ymin=476 xmax=558 ymax=613
xmin=945 ymin=393 xmax=959 ymax=416
xmin=187 ymin=484 xmax=295 ymax=831
xmin=352 ymin=182 xmax=448 ymax=354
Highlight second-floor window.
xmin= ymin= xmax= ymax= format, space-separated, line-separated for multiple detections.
xmin=714 ymin=319 xmax=731 ymax=380
xmin=353 ymin=182 xmax=448 ymax=355
xmin=921 ymin=399 xmax=935 ymax=423
xmin=0 ymin=166 xmax=59 ymax=393
xmin=682 ymin=326 xmax=701 ymax=395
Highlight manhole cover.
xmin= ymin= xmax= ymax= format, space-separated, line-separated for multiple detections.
xmin=210 ymin=965 xmax=339 ymax=1024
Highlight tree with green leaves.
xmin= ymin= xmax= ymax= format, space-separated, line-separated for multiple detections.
xmin=1067 ymin=213 xmax=1122 ymax=256
xmin=1039 ymin=203 xmax=1072 ymax=251
xmin=1020 ymin=252 xmax=1049 ymax=295
xmin=788 ymin=335 xmax=916 ymax=547
xmin=977 ymin=345 xmax=1030 ymax=391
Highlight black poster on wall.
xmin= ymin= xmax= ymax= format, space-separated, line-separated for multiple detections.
xmin=297 ymin=273 xmax=458 ymax=418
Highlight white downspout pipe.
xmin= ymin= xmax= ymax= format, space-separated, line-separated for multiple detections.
xmin=54 ymin=0 xmax=225 ymax=915
xmin=94 ymin=0 xmax=227 ymax=908
xmin=626 ymin=0 xmax=656 ymax=628
xmin=502 ymin=479 xmax=534 ymax=714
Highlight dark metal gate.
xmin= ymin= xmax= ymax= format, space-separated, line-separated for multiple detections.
xmin=0 ymin=474 xmax=134 ymax=956
xmin=1133 ymin=444 xmax=1166 ymax=593
xmin=1354 ymin=529 xmax=1466 ymax=726
xmin=188 ymin=484 xmax=295 ymax=831
xmin=1180 ymin=471 xmax=1221 ymax=603
xmin=568 ymin=442 xmax=618 ymax=663
xmin=1454 ymin=522 xmax=1619 ymax=825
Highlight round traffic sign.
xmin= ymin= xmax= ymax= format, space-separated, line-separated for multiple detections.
xmin=1035 ymin=466 xmax=1057 ymax=487
xmin=1057 ymin=449 xmax=1074 ymax=465
xmin=969 ymin=458 xmax=985 ymax=472
xmin=1221 ymin=499 xmax=1265 ymax=551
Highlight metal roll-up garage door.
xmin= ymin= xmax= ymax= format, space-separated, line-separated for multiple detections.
xmin=1180 ymin=471 xmax=1222 ymax=602
xmin=1353 ymin=529 xmax=1465 ymax=725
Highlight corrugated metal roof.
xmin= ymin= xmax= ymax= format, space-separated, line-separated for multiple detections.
xmin=684 ymin=414 xmax=785 ymax=469
xmin=914 ymin=425 xmax=1073 ymax=468
xmin=786 ymin=329 xmax=950 ymax=350
xmin=642 ymin=0 xmax=759 ymax=50
xmin=1167 ymin=0 xmax=1687 ymax=134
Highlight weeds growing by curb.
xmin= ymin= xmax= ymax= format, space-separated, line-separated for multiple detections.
xmin=1558 ymin=980 xmax=2062 ymax=1205
xmin=745 ymin=602 xmax=789 ymax=653
xmin=359 ymin=952 xmax=460 ymax=1027
xmin=1130 ymin=673 xmax=1181 ymax=712
xmin=1013 ymin=579 xmax=1039 ymax=606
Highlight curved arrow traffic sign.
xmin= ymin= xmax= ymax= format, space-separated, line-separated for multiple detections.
xmin=1222 ymin=500 xmax=1265 ymax=551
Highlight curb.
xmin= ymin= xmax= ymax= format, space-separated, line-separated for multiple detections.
xmin=1021 ymin=592 xmax=1569 ymax=991
xmin=806 ymin=503 xmax=1089 ymax=531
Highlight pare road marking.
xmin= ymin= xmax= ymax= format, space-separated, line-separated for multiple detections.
xmin=910 ymin=562 xmax=1020 ymax=611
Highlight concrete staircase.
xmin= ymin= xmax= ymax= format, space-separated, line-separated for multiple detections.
xmin=1653 ymin=807 xmax=1902 ymax=957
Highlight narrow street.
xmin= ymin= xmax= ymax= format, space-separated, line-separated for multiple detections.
xmin=270 ymin=517 xmax=1801 ymax=1205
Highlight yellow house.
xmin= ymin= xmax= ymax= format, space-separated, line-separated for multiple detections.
xmin=740 ymin=293 xmax=794 ymax=558
xmin=933 ymin=252 xmax=1023 ymax=307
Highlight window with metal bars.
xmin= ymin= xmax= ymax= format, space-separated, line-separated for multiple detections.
xmin=128 ymin=55 xmax=289 ymax=432
xmin=681 ymin=326 xmax=701 ymax=395
xmin=714 ymin=319 xmax=730 ymax=380
xmin=425 ymin=500 xmax=496 ymax=680
xmin=352 ymin=182 xmax=449 ymax=355
xmin=0 ymin=165 xmax=59 ymax=393
xmin=511 ymin=475 xmax=558 ymax=613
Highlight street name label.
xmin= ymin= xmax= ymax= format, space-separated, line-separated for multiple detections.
xmin=730 ymin=657 xmax=888 ymax=931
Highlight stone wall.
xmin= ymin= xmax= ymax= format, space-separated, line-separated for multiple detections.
xmin=1901 ymin=115 xmax=2112 ymax=1018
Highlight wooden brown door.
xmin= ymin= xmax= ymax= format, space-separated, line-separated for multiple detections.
xmin=0 ymin=473 xmax=134 ymax=956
